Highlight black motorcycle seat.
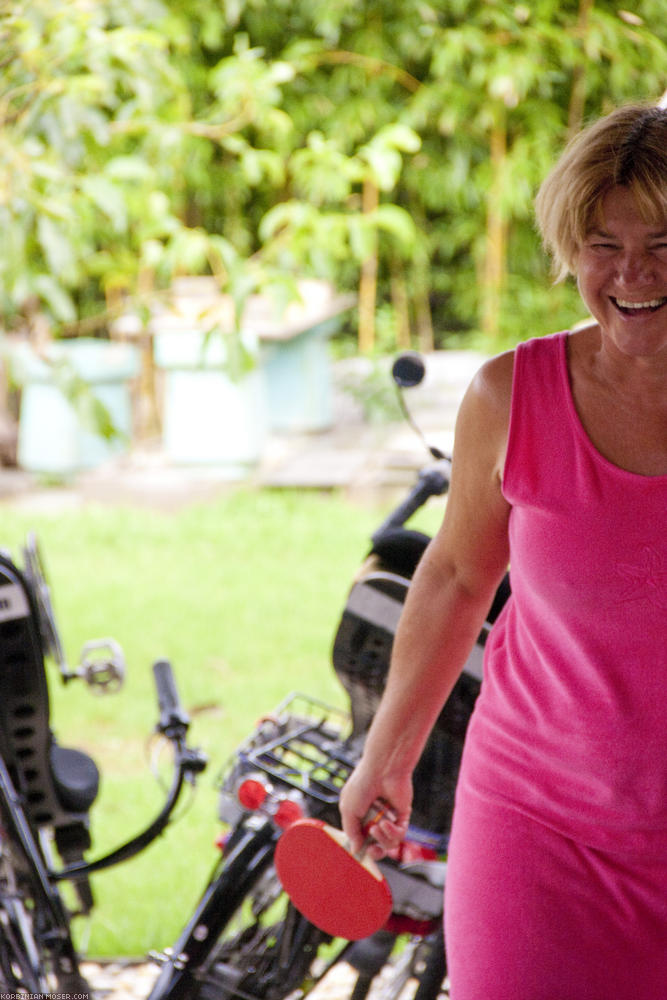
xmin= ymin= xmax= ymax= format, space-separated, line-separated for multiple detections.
xmin=49 ymin=743 xmax=100 ymax=814
xmin=370 ymin=527 xmax=430 ymax=579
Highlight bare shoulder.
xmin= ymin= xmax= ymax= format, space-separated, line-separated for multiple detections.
xmin=456 ymin=349 xmax=514 ymax=453
xmin=469 ymin=349 xmax=515 ymax=413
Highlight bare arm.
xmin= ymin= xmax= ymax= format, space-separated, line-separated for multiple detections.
xmin=340 ymin=351 xmax=514 ymax=854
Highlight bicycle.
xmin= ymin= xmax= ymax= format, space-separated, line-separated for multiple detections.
xmin=0 ymin=535 xmax=206 ymax=998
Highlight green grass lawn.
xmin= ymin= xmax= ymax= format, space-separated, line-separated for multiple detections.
xmin=1 ymin=487 xmax=444 ymax=959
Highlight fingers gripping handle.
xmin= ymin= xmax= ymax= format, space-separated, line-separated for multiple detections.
xmin=153 ymin=659 xmax=190 ymax=735
xmin=355 ymin=801 xmax=397 ymax=860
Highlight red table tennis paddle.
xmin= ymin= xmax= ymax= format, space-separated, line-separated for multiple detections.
xmin=274 ymin=811 xmax=393 ymax=940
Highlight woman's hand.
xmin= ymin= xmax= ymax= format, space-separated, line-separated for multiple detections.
xmin=340 ymin=759 xmax=412 ymax=859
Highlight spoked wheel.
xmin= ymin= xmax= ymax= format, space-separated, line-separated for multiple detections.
xmin=381 ymin=931 xmax=448 ymax=1000
xmin=1 ymin=791 xmax=53 ymax=996
xmin=344 ymin=927 xmax=448 ymax=1000
xmin=0 ymin=894 xmax=52 ymax=995
xmin=0 ymin=845 xmax=89 ymax=997
xmin=0 ymin=801 xmax=92 ymax=998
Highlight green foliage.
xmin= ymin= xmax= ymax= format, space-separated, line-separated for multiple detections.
xmin=1 ymin=1 xmax=173 ymax=320
xmin=1 ymin=0 xmax=665 ymax=347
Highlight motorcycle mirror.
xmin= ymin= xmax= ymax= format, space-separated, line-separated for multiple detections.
xmin=392 ymin=352 xmax=425 ymax=389
xmin=392 ymin=351 xmax=446 ymax=461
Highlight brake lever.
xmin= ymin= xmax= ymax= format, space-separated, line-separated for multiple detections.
xmin=181 ymin=745 xmax=209 ymax=783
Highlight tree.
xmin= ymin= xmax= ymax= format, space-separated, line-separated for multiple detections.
xmin=1 ymin=0 xmax=666 ymax=351
xmin=1 ymin=0 xmax=182 ymax=326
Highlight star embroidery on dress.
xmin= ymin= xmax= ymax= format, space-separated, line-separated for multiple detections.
xmin=616 ymin=546 xmax=667 ymax=611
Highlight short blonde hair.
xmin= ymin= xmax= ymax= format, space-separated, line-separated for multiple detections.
xmin=535 ymin=103 xmax=667 ymax=281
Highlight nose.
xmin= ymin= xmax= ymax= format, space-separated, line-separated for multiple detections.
xmin=616 ymin=249 xmax=654 ymax=286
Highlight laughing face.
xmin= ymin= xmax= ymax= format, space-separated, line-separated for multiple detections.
xmin=576 ymin=185 xmax=667 ymax=361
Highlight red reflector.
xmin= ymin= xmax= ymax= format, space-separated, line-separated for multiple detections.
xmin=238 ymin=778 xmax=268 ymax=810
xmin=398 ymin=840 xmax=438 ymax=862
xmin=384 ymin=914 xmax=440 ymax=937
xmin=274 ymin=799 xmax=304 ymax=829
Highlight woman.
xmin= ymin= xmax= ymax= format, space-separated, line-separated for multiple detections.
xmin=340 ymin=103 xmax=667 ymax=998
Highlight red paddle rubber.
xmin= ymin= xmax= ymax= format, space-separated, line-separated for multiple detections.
xmin=275 ymin=818 xmax=393 ymax=940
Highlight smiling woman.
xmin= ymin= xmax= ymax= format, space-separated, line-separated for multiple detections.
xmin=576 ymin=186 xmax=667 ymax=362
xmin=535 ymin=104 xmax=667 ymax=478
xmin=339 ymin=102 xmax=667 ymax=1000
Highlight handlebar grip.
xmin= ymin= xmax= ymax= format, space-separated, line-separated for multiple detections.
xmin=153 ymin=659 xmax=190 ymax=733
xmin=372 ymin=465 xmax=451 ymax=542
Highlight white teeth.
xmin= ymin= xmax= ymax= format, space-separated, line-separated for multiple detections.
xmin=614 ymin=297 xmax=667 ymax=309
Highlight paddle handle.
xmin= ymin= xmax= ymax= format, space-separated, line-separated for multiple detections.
xmin=354 ymin=801 xmax=397 ymax=861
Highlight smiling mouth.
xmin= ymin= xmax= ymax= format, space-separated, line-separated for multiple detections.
xmin=611 ymin=296 xmax=667 ymax=315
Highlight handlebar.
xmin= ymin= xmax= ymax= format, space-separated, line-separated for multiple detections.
xmin=371 ymin=461 xmax=451 ymax=545
xmin=154 ymin=658 xmax=191 ymax=735
xmin=52 ymin=659 xmax=206 ymax=883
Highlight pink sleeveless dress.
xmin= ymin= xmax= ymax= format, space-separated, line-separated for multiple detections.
xmin=445 ymin=332 xmax=667 ymax=999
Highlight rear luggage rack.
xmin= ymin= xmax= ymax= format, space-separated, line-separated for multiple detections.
xmin=221 ymin=694 xmax=356 ymax=807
